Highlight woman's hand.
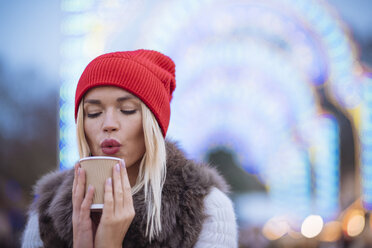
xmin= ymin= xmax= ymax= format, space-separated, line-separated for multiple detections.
xmin=72 ymin=163 xmax=95 ymax=248
xmin=94 ymin=159 xmax=135 ymax=248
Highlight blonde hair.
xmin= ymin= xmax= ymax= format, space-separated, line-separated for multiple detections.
xmin=76 ymin=100 xmax=167 ymax=241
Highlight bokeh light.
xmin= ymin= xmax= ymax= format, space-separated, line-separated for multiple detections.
xmin=342 ymin=209 xmax=366 ymax=238
xmin=301 ymin=215 xmax=324 ymax=238
xmin=262 ymin=217 xmax=290 ymax=240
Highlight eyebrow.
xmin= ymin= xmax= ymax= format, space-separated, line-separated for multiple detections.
xmin=117 ymin=96 xmax=135 ymax=102
xmin=84 ymin=99 xmax=101 ymax=105
xmin=84 ymin=96 xmax=136 ymax=105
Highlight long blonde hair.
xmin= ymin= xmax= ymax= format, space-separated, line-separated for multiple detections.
xmin=76 ymin=100 xmax=167 ymax=241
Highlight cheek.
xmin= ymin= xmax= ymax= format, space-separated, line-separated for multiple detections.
xmin=84 ymin=120 xmax=98 ymax=148
xmin=136 ymin=121 xmax=145 ymax=141
xmin=131 ymin=119 xmax=146 ymax=153
xmin=136 ymin=130 xmax=145 ymax=153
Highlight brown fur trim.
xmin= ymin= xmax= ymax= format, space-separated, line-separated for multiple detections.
xmin=31 ymin=140 xmax=229 ymax=248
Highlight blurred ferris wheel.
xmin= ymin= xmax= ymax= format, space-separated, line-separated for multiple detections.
xmin=59 ymin=0 xmax=371 ymax=225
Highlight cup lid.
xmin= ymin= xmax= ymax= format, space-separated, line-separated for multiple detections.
xmin=79 ymin=156 xmax=122 ymax=162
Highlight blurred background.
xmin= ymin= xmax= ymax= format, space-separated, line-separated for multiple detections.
xmin=1 ymin=0 xmax=372 ymax=247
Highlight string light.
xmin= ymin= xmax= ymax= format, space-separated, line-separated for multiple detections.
xmin=361 ymin=75 xmax=372 ymax=210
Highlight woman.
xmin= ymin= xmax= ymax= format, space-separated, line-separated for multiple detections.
xmin=22 ymin=49 xmax=237 ymax=247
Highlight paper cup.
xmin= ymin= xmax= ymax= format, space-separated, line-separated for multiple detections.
xmin=79 ymin=156 xmax=121 ymax=210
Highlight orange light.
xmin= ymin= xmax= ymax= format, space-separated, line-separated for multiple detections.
xmin=319 ymin=221 xmax=342 ymax=242
xmin=262 ymin=217 xmax=289 ymax=241
xmin=342 ymin=209 xmax=365 ymax=237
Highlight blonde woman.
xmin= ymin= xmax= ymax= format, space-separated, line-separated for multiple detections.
xmin=22 ymin=50 xmax=237 ymax=247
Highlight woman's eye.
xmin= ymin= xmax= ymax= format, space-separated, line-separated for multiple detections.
xmin=121 ymin=110 xmax=137 ymax=115
xmin=87 ymin=112 xmax=102 ymax=118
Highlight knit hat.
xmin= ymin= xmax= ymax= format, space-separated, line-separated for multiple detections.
xmin=75 ymin=49 xmax=176 ymax=137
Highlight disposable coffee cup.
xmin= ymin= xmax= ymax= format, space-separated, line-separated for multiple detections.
xmin=79 ymin=156 xmax=122 ymax=210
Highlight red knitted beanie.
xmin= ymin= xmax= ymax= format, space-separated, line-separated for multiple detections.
xmin=75 ymin=49 xmax=176 ymax=137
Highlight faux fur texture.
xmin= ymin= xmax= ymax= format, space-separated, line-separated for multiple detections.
xmin=30 ymin=141 xmax=229 ymax=248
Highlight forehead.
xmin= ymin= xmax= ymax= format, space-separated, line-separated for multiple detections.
xmin=84 ymin=86 xmax=135 ymax=99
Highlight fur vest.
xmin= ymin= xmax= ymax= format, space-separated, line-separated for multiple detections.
xmin=30 ymin=141 xmax=229 ymax=248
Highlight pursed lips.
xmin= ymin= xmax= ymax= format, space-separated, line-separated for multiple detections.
xmin=100 ymin=139 xmax=121 ymax=155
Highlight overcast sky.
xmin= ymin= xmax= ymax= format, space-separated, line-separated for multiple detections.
xmin=0 ymin=0 xmax=61 ymax=80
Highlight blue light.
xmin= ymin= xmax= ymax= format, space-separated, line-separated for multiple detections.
xmin=60 ymin=1 xmax=95 ymax=170
xmin=312 ymin=114 xmax=339 ymax=220
xmin=361 ymin=75 xmax=372 ymax=210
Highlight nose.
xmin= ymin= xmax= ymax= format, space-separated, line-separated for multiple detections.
xmin=102 ymin=110 xmax=119 ymax=133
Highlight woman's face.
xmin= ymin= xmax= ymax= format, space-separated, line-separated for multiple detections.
xmin=83 ymin=86 xmax=145 ymax=168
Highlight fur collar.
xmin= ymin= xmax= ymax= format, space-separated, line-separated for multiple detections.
xmin=31 ymin=140 xmax=229 ymax=248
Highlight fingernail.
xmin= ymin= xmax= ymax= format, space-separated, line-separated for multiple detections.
xmin=115 ymin=163 xmax=120 ymax=172
xmin=107 ymin=177 xmax=112 ymax=185
xmin=121 ymin=159 xmax=126 ymax=168
xmin=88 ymin=185 xmax=93 ymax=191
xmin=78 ymin=168 xmax=81 ymax=175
